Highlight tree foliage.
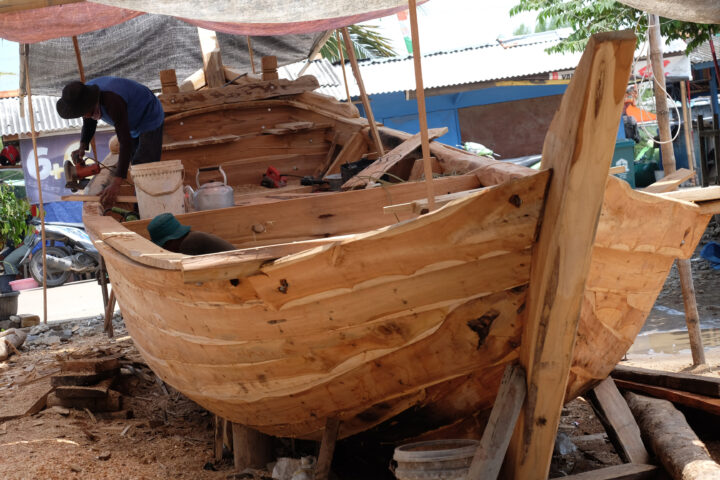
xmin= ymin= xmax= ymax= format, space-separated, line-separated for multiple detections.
xmin=0 ymin=183 xmax=29 ymax=248
xmin=320 ymin=25 xmax=397 ymax=62
xmin=509 ymin=0 xmax=714 ymax=53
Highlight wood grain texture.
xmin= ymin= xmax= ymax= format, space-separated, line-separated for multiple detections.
xmin=612 ymin=365 xmax=720 ymax=397
xmin=507 ymin=31 xmax=636 ymax=480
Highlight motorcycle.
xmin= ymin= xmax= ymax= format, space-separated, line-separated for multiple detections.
xmin=27 ymin=221 xmax=101 ymax=288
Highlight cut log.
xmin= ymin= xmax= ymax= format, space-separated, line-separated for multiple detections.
xmin=585 ymin=377 xmax=650 ymax=464
xmin=614 ymin=378 xmax=720 ymax=416
xmin=0 ymin=328 xmax=26 ymax=361
xmin=467 ymin=364 xmax=526 ymax=480
xmin=560 ymin=463 xmax=659 ymax=480
xmin=625 ymin=392 xmax=720 ymax=480
xmin=505 ymin=31 xmax=636 ymax=480
xmin=612 ymin=365 xmax=720 ymax=397
xmin=341 ymin=127 xmax=448 ymax=189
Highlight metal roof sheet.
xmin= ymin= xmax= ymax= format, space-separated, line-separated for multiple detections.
xmin=688 ymin=36 xmax=720 ymax=65
xmin=0 ymin=95 xmax=111 ymax=137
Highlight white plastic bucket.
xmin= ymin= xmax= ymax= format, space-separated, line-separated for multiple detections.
xmin=130 ymin=160 xmax=185 ymax=220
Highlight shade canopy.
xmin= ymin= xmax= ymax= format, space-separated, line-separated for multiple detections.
xmin=0 ymin=0 xmax=417 ymax=43
xmin=616 ymin=0 xmax=719 ymax=24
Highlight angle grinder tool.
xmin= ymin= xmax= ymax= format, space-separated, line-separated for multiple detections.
xmin=64 ymin=159 xmax=101 ymax=192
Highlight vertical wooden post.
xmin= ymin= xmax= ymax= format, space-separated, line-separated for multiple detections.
xmin=336 ymin=30 xmax=352 ymax=103
xmin=681 ymin=81 xmax=697 ymax=184
xmin=159 ymin=69 xmax=179 ymax=94
xmin=407 ymin=0 xmax=436 ymax=210
xmin=214 ymin=415 xmax=224 ymax=461
xmin=649 ymin=14 xmax=706 ymax=365
xmin=315 ymin=417 xmax=340 ymax=480
xmin=197 ymin=27 xmax=225 ymax=88
xmin=246 ymin=36 xmax=256 ymax=74
xmin=505 ymin=32 xmax=636 ymax=479
xmin=231 ymin=423 xmax=273 ymax=471
xmin=261 ymin=56 xmax=279 ymax=81
xmin=103 ymin=290 xmax=116 ymax=338
xmin=22 ymin=44 xmax=48 ymax=325
xmin=340 ymin=27 xmax=385 ymax=157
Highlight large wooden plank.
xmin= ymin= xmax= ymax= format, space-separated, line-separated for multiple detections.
xmin=341 ymin=127 xmax=448 ymax=189
xmin=612 ymin=365 xmax=720 ymax=398
xmin=160 ymin=76 xmax=320 ymax=114
xmin=560 ymin=464 xmax=658 ymax=480
xmin=658 ymin=185 xmax=720 ymax=202
xmin=468 ymin=365 xmax=526 ymax=480
xmin=506 ymin=31 xmax=636 ymax=480
xmin=197 ymin=28 xmax=225 ymax=89
xmin=614 ymin=379 xmax=720 ymax=416
xmin=640 ymin=168 xmax=694 ymax=193
xmin=586 ymin=377 xmax=650 ymax=464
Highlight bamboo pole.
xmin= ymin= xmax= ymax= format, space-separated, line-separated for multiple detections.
xmin=407 ymin=0 xmax=435 ymax=209
xmin=339 ymin=27 xmax=385 ymax=157
xmin=21 ymin=44 xmax=47 ymax=324
xmin=681 ymin=81 xmax=697 ymax=184
xmin=648 ymin=14 xmax=705 ymax=365
xmin=71 ymin=36 xmax=99 ymax=163
xmin=246 ymin=36 xmax=256 ymax=74
xmin=336 ymin=30 xmax=352 ymax=103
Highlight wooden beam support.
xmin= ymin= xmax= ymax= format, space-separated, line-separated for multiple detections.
xmin=231 ymin=423 xmax=273 ymax=471
xmin=559 ymin=463 xmax=658 ymax=480
xmin=585 ymin=378 xmax=650 ymax=464
xmin=159 ymin=69 xmax=180 ymax=95
xmin=341 ymin=127 xmax=447 ymax=189
xmin=197 ymin=28 xmax=225 ymax=89
xmin=468 ymin=364 xmax=526 ymax=480
xmin=315 ymin=417 xmax=340 ymax=480
xmin=613 ymin=366 xmax=720 ymax=397
xmin=340 ymin=27 xmax=384 ymax=157
xmin=505 ymin=31 xmax=636 ymax=480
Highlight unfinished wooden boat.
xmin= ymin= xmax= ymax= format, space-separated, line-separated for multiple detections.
xmin=83 ymin=32 xmax=715 ymax=443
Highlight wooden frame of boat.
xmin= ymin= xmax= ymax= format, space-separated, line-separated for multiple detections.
xmin=82 ymin=31 xmax=714 ymax=475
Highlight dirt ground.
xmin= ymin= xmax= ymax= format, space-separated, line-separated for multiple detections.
xmin=0 ymin=217 xmax=718 ymax=480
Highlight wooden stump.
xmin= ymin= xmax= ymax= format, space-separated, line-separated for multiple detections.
xmin=231 ymin=422 xmax=273 ymax=471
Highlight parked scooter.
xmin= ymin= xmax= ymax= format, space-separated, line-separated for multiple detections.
xmin=27 ymin=221 xmax=101 ymax=288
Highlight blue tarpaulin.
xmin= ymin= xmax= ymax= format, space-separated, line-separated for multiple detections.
xmin=41 ymin=202 xmax=82 ymax=225
xmin=700 ymin=242 xmax=720 ymax=270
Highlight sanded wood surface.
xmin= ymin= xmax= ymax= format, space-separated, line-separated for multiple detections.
xmin=507 ymin=31 xmax=636 ymax=480
xmin=586 ymin=377 xmax=649 ymax=464
xmin=658 ymin=185 xmax=720 ymax=202
xmin=625 ymin=392 xmax=720 ymax=480
xmin=341 ymin=127 xmax=447 ymax=189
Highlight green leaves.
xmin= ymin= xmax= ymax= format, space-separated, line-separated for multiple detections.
xmin=320 ymin=26 xmax=397 ymax=63
xmin=0 ymin=183 xmax=30 ymax=248
xmin=509 ymin=0 xmax=714 ymax=55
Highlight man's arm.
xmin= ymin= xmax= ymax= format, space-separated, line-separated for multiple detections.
xmin=99 ymin=92 xmax=131 ymax=206
xmin=71 ymin=118 xmax=98 ymax=163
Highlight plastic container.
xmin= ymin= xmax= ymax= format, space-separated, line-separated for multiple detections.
xmin=0 ymin=291 xmax=19 ymax=320
xmin=130 ymin=160 xmax=186 ymax=220
xmin=10 ymin=277 xmax=39 ymax=291
xmin=392 ymin=439 xmax=480 ymax=480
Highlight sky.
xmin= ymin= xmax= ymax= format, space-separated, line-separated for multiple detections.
xmin=0 ymin=0 xmax=537 ymax=92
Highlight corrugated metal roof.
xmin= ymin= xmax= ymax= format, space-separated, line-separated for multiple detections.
xmin=0 ymin=95 xmax=105 ymax=137
xmin=282 ymin=32 xmax=689 ymax=98
xmin=688 ymin=36 xmax=720 ymax=65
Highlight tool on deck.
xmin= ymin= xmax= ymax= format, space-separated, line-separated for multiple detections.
xmin=64 ymin=159 xmax=102 ymax=192
xmin=260 ymin=166 xmax=287 ymax=188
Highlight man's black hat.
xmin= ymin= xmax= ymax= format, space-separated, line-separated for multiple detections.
xmin=56 ymin=81 xmax=100 ymax=119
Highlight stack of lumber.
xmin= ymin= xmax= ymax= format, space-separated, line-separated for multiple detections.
xmin=611 ymin=365 xmax=720 ymax=416
xmin=46 ymin=356 xmax=122 ymax=412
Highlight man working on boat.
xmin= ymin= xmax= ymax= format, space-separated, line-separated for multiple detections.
xmin=147 ymin=212 xmax=236 ymax=255
xmin=56 ymin=77 xmax=165 ymax=206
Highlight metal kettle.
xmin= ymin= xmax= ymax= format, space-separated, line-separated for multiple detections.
xmin=184 ymin=166 xmax=234 ymax=211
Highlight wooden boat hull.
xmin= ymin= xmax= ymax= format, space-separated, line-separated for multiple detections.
xmin=87 ymin=172 xmax=710 ymax=441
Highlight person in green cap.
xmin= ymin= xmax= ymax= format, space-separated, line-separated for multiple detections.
xmin=147 ymin=212 xmax=235 ymax=255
